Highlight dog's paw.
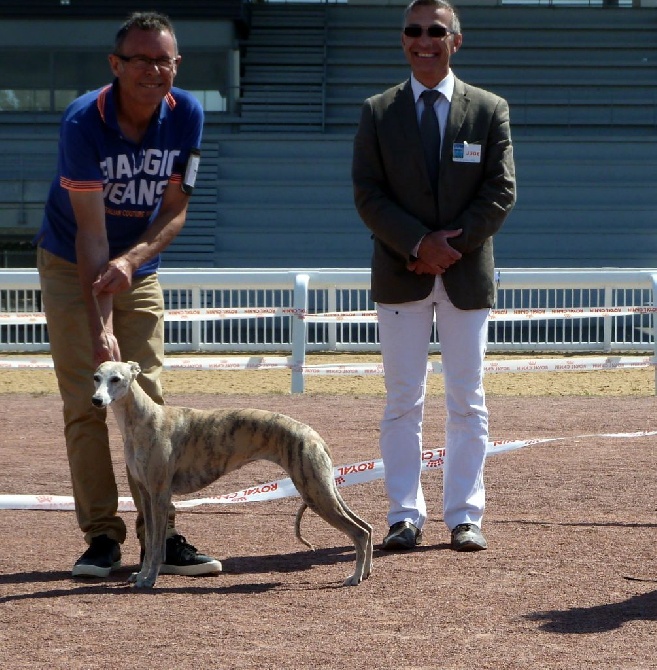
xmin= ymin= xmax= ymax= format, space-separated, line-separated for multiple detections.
xmin=343 ymin=573 xmax=363 ymax=587
xmin=128 ymin=570 xmax=156 ymax=588
xmin=343 ymin=565 xmax=372 ymax=586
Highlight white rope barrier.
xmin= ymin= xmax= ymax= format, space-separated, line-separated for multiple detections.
xmin=1 ymin=304 xmax=656 ymax=326
xmin=1 ymin=431 xmax=655 ymax=511
xmin=1 ymin=355 xmax=653 ymax=374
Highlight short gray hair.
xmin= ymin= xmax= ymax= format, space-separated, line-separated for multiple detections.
xmin=114 ymin=11 xmax=178 ymax=54
xmin=403 ymin=0 xmax=461 ymax=35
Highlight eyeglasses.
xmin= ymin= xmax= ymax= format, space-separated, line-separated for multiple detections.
xmin=403 ymin=24 xmax=455 ymax=39
xmin=114 ymin=54 xmax=178 ymax=71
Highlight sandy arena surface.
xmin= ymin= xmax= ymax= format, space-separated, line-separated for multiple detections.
xmin=0 ymin=353 xmax=655 ymax=669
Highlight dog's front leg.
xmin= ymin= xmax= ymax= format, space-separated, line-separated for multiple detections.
xmin=128 ymin=485 xmax=169 ymax=588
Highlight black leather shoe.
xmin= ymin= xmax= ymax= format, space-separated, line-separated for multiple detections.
xmin=450 ymin=523 xmax=488 ymax=552
xmin=381 ymin=521 xmax=423 ymax=551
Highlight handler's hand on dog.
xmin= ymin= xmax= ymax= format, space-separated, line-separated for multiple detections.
xmin=93 ymin=332 xmax=121 ymax=367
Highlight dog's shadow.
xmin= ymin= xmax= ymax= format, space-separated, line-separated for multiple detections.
xmin=0 ymin=569 xmax=281 ymax=603
xmin=222 ymin=542 xmax=440 ymax=577
xmin=222 ymin=544 xmax=358 ymax=577
xmin=0 ymin=545 xmax=364 ymax=601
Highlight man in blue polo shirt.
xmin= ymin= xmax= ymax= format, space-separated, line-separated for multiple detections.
xmin=36 ymin=11 xmax=221 ymax=579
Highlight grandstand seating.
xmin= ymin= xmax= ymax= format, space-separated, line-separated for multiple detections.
xmin=1 ymin=3 xmax=656 ymax=268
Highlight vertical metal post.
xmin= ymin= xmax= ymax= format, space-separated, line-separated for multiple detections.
xmin=603 ymin=284 xmax=613 ymax=352
xmin=291 ymin=273 xmax=309 ymax=393
xmin=651 ymin=274 xmax=657 ymax=395
xmin=327 ymin=284 xmax=337 ymax=351
xmin=191 ymin=286 xmax=202 ymax=350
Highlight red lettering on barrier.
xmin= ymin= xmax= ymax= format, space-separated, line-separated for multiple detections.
xmin=338 ymin=461 xmax=375 ymax=476
xmin=219 ymin=492 xmax=239 ymax=500
xmin=242 ymin=483 xmax=278 ymax=497
xmin=524 ymin=439 xmax=552 ymax=446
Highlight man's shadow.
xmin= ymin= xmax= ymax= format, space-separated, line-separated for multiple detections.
xmin=526 ymin=581 xmax=657 ymax=634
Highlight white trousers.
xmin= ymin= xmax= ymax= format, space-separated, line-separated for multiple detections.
xmin=377 ymin=277 xmax=489 ymax=532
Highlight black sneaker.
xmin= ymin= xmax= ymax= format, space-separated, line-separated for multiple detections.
xmin=72 ymin=534 xmax=121 ymax=578
xmin=141 ymin=534 xmax=222 ymax=576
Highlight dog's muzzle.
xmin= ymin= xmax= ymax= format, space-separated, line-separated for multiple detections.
xmin=91 ymin=393 xmax=109 ymax=408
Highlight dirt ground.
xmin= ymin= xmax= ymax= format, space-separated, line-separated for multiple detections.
xmin=0 ymin=354 xmax=656 ymax=669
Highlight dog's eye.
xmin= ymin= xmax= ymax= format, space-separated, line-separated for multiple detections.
xmin=110 ymin=375 xmax=121 ymax=383
xmin=93 ymin=374 xmax=100 ymax=382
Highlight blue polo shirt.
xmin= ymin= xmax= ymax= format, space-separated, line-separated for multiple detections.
xmin=37 ymin=80 xmax=204 ymax=277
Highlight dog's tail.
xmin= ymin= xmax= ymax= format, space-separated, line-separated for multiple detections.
xmin=295 ymin=503 xmax=315 ymax=551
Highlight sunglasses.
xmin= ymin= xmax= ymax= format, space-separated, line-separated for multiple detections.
xmin=403 ymin=24 xmax=455 ymax=39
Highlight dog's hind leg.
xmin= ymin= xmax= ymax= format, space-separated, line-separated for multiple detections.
xmin=331 ymin=488 xmax=373 ymax=585
xmin=296 ymin=495 xmax=373 ymax=587
xmin=335 ymin=490 xmax=373 ymax=582
xmin=293 ymin=463 xmax=373 ymax=586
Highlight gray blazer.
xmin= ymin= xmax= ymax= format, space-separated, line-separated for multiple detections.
xmin=352 ymin=77 xmax=516 ymax=309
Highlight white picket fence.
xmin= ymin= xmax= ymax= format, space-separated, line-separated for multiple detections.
xmin=1 ymin=267 xmax=657 ymax=392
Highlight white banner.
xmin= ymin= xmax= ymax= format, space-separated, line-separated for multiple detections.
xmin=1 ymin=431 xmax=655 ymax=511
xmin=1 ymin=304 xmax=656 ymax=326
xmin=0 ymin=355 xmax=653 ymax=374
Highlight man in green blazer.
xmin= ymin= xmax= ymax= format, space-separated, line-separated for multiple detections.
xmin=352 ymin=0 xmax=516 ymax=552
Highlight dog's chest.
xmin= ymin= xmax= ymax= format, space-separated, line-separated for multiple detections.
xmin=117 ymin=412 xmax=174 ymax=483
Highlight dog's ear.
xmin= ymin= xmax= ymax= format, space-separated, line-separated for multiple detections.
xmin=128 ymin=361 xmax=142 ymax=379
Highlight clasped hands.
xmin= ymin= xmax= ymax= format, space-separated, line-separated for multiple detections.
xmin=407 ymin=229 xmax=462 ymax=275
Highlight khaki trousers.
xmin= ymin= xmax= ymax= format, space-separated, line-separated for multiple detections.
xmin=37 ymin=247 xmax=176 ymax=546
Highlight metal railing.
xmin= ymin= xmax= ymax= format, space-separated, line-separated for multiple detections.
xmin=2 ymin=267 xmax=656 ymax=363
